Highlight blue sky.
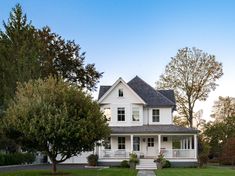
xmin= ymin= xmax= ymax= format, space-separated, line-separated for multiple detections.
xmin=1 ymin=0 xmax=235 ymax=120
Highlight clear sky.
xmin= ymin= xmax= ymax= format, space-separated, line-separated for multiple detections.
xmin=1 ymin=0 xmax=235 ymax=121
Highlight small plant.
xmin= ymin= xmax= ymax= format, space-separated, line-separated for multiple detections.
xmin=163 ymin=160 xmax=171 ymax=168
xmin=154 ymin=152 xmax=166 ymax=169
xmin=87 ymin=154 xmax=98 ymax=166
xmin=120 ymin=160 xmax=130 ymax=168
xmin=129 ymin=152 xmax=139 ymax=169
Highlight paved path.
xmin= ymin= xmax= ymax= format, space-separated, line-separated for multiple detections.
xmin=137 ymin=170 xmax=156 ymax=176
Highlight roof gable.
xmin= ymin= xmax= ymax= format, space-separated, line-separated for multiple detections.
xmin=98 ymin=77 xmax=146 ymax=104
xmin=128 ymin=76 xmax=175 ymax=107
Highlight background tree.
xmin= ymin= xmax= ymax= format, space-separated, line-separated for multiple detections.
xmin=0 ymin=4 xmax=102 ymax=116
xmin=203 ymin=116 xmax=235 ymax=158
xmin=211 ymin=96 xmax=235 ymax=122
xmin=3 ymin=77 xmax=110 ymax=173
xmin=221 ymin=137 xmax=235 ymax=165
xmin=157 ymin=47 xmax=223 ymax=127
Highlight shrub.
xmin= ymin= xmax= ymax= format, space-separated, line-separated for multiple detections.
xmin=198 ymin=154 xmax=208 ymax=167
xmin=163 ymin=160 xmax=171 ymax=168
xmin=129 ymin=152 xmax=139 ymax=164
xmin=120 ymin=160 xmax=129 ymax=168
xmin=87 ymin=154 xmax=98 ymax=166
xmin=0 ymin=152 xmax=35 ymax=166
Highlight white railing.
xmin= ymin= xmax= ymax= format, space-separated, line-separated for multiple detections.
xmin=161 ymin=149 xmax=195 ymax=158
xmin=100 ymin=149 xmax=130 ymax=159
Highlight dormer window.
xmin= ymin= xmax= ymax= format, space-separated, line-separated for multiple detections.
xmin=118 ymin=89 xmax=123 ymax=97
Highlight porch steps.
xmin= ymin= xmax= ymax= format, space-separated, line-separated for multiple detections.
xmin=136 ymin=159 xmax=157 ymax=170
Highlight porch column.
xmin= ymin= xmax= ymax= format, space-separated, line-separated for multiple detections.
xmin=130 ymin=134 xmax=133 ymax=152
xmin=194 ymin=134 xmax=198 ymax=158
xmin=158 ymin=134 xmax=161 ymax=154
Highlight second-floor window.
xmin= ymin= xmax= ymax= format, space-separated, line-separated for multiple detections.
xmin=104 ymin=108 xmax=111 ymax=121
xmin=118 ymin=89 xmax=123 ymax=97
xmin=117 ymin=107 xmax=125 ymax=121
xmin=152 ymin=109 xmax=160 ymax=122
xmin=132 ymin=107 xmax=140 ymax=121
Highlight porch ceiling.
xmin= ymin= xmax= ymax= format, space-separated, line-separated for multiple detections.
xmin=110 ymin=125 xmax=198 ymax=134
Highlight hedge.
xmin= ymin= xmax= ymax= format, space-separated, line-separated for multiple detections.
xmin=0 ymin=152 xmax=35 ymax=166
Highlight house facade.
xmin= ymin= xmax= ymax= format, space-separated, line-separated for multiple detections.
xmin=97 ymin=76 xmax=198 ymax=168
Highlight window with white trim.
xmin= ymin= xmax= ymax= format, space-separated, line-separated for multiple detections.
xmin=117 ymin=108 xmax=125 ymax=121
xmin=104 ymin=108 xmax=111 ymax=121
xmin=133 ymin=137 xmax=140 ymax=151
xmin=118 ymin=137 xmax=125 ymax=149
xmin=118 ymin=89 xmax=123 ymax=97
xmin=132 ymin=107 xmax=140 ymax=121
xmin=148 ymin=138 xmax=154 ymax=147
xmin=152 ymin=109 xmax=160 ymax=122
xmin=104 ymin=137 xmax=111 ymax=149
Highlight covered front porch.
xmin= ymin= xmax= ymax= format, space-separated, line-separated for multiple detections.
xmin=98 ymin=133 xmax=198 ymax=161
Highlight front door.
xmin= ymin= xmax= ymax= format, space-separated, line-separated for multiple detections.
xmin=146 ymin=137 xmax=155 ymax=157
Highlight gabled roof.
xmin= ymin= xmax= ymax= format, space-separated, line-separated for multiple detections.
xmin=128 ymin=76 xmax=175 ymax=107
xmin=98 ymin=77 xmax=146 ymax=104
xmin=98 ymin=76 xmax=176 ymax=108
xmin=110 ymin=125 xmax=198 ymax=134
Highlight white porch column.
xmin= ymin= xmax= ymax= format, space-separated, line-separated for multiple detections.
xmin=190 ymin=136 xmax=192 ymax=149
xmin=158 ymin=134 xmax=161 ymax=154
xmin=130 ymin=134 xmax=133 ymax=152
xmin=194 ymin=134 xmax=198 ymax=158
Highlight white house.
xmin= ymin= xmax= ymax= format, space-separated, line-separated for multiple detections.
xmin=96 ymin=76 xmax=198 ymax=169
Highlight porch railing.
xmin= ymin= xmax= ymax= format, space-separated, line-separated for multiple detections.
xmin=100 ymin=149 xmax=196 ymax=159
xmin=100 ymin=149 xmax=130 ymax=158
xmin=161 ymin=149 xmax=195 ymax=158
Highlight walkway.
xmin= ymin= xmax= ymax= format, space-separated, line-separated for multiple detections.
xmin=137 ymin=170 xmax=156 ymax=176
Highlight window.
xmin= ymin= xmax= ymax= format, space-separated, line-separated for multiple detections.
xmin=133 ymin=137 xmax=140 ymax=151
xmin=117 ymin=108 xmax=125 ymax=121
xmin=147 ymin=138 xmax=154 ymax=147
xmin=104 ymin=137 xmax=111 ymax=149
xmin=152 ymin=109 xmax=160 ymax=122
xmin=118 ymin=89 xmax=123 ymax=97
xmin=163 ymin=137 xmax=168 ymax=142
xmin=104 ymin=108 xmax=111 ymax=121
xmin=132 ymin=107 xmax=140 ymax=121
xmin=118 ymin=137 xmax=125 ymax=149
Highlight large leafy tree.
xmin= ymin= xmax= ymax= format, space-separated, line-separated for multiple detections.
xmin=157 ymin=47 xmax=223 ymax=127
xmin=0 ymin=4 xmax=102 ymax=116
xmin=3 ymin=77 xmax=110 ymax=173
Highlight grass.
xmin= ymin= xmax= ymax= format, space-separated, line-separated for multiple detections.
xmin=156 ymin=167 xmax=235 ymax=176
xmin=0 ymin=168 xmax=137 ymax=176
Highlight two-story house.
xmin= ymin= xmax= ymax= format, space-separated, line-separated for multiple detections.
xmin=97 ymin=76 xmax=198 ymax=168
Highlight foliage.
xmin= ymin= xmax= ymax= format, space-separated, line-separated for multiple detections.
xmin=3 ymin=77 xmax=110 ymax=173
xmin=220 ymin=137 xmax=235 ymax=165
xmin=211 ymin=96 xmax=235 ymax=122
xmin=129 ymin=152 xmax=139 ymax=164
xmin=0 ymin=4 xmax=102 ymax=115
xmin=87 ymin=154 xmax=98 ymax=166
xmin=154 ymin=152 xmax=166 ymax=169
xmin=157 ymin=47 xmax=223 ymax=127
xmin=120 ymin=160 xmax=130 ymax=168
xmin=163 ymin=160 xmax=171 ymax=168
xmin=203 ymin=116 xmax=235 ymax=158
xmin=0 ymin=152 xmax=35 ymax=166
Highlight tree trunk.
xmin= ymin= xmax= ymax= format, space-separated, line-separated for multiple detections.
xmin=189 ymin=109 xmax=193 ymax=128
xmin=52 ymin=161 xmax=57 ymax=174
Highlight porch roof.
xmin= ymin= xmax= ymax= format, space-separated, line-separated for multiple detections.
xmin=110 ymin=125 xmax=198 ymax=134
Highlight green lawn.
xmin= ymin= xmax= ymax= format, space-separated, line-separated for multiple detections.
xmin=156 ymin=167 xmax=235 ymax=176
xmin=0 ymin=168 xmax=137 ymax=176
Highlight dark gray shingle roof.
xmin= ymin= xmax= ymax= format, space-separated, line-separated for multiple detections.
xmin=98 ymin=86 xmax=111 ymax=100
xmin=127 ymin=76 xmax=175 ymax=107
xmin=110 ymin=125 xmax=198 ymax=134
xmin=98 ymin=76 xmax=176 ymax=108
